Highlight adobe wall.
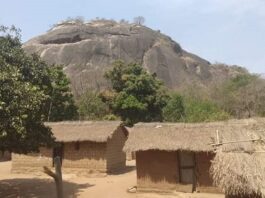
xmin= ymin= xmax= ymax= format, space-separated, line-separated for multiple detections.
xmin=11 ymin=147 xmax=53 ymax=174
xmin=195 ymin=152 xmax=220 ymax=193
xmin=136 ymin=150 xmax=221 ymax=194
xmin=62 ymin=141 xmax=107 ymax=175
xmin=126 ymin=151 xmax=136 ymax=161
xmin=136 ymin=150 xmax=179 ymax=191
xmin=106 ymin=127 xmax=127 ymax=172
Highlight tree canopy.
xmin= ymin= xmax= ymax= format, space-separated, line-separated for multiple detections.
xmin=104 ymin=60 xmax=168 ymax=126
xmin=77 ymin=90 xmax=109 ymax=120
xmin=0 ymin=26 xmax=77 ymax=122
xmin=0 ymin=26 xmax=77 ymax=153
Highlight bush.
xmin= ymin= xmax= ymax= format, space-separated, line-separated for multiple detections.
xmin=183 ymin=97 xmax=230 ymax=123
xmin=162 ymin=93 xmax=185 ymax=122
xmin=77 ymin=90 xmax=108 ymax=120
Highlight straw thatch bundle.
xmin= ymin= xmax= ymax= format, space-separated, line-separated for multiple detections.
xmin=211 ymin=152 xmax=265 ymax=197
xmin=46 ymin=121 xmax=122 ymax=142
xmin=210 ymin=120 xmax=265 ymax=197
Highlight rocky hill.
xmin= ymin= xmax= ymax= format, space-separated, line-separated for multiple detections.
xmin=23 ymin=19 xmax=247 ymax=95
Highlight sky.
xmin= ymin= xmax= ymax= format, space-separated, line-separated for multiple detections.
xmin=1 ymin=0 xmax=265 ymax=74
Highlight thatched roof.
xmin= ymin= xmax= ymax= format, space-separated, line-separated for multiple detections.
xmin=124 ymin=118 xmax=265 ymax=153
xmin=46 ymin=121 xmax=123 ymax=143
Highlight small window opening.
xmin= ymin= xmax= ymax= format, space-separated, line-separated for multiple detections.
xmin=75 ymin=142 xmax=80 ymax=151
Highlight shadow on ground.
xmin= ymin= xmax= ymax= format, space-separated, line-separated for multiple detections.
xmin=0 ymin=178 xmax=93 ymax=198
xmin=110 ymin=164 xmax=136 ymax=175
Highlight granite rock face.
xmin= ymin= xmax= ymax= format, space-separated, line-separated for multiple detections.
xmin=23 ymin=20 xmax=247 ymax=95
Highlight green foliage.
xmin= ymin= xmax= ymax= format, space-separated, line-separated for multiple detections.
xmin=0 ymin=25 xmax=77 ymax=122
xmin=183 ymin=97 xmax=230 ymax=123
xmin=45 ymin=65 xmax=77 ymax=121
xmin=103 ymin=114 xmax=119 ymax=121
xmin=0 ymin=26 xmax=54 ymax=153
xmin=228 ymin=74 xmax=256 ymax=90
xmin=105 ymin=60 xmax=168 ymax=126
xmin=162 ymin=93 xmax=185 ymax=122
xmin=0 ymin=26 xmax=77 ymax=153
xmin=77 ymin=90 xmax=109 ymax=120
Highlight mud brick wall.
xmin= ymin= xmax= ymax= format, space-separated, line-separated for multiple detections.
xmin=11 ymin=147 xmax=53 ymax=174
xmin=136 ymin=150 xmax=179 ymax=191
xmin=63 ymin=141 xmax=107 ymax=173
xmin=195 ymin=152 xmax=220 ymax=193
xmin=106 ymin=128 xmax=127 ymax=172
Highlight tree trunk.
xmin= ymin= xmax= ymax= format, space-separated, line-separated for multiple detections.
xmin=43 ymin=156 xmax=63 ymax=198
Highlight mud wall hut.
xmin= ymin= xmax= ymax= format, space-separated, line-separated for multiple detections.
xmin=124 ymin=118 xmax=265 ymax=196
xmin=12 ymin=121 xmax=128 ymax=175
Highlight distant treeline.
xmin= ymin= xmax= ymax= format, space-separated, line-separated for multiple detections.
xmin=76 ymin=60 xmax=265 ymax=125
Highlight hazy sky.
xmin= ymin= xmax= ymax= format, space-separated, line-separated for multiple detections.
xmin=1 ymin=0 xmax=265 ymax=73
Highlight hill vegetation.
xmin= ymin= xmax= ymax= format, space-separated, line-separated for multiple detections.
xmin=77 ymin=60 xmax=265 ymax=125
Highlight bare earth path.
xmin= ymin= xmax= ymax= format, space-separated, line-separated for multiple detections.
xmin=0 ymin=161 xmax=224 ymax=198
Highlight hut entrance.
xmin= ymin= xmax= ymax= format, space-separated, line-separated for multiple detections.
xmin=53 ymin=143 xmax=64 ymax=166
xmin=178 ymin=151 xmax=196 ymax=191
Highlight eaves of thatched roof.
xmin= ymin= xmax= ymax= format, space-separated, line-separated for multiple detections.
xmin=124 ymin=118 xmax=265 ymax=153
xmin=46 ymin=121 xmax=123 ymax=143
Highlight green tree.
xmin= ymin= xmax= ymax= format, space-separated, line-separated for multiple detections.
xmin=77 ymin=90 xmax=109 ymax=120
xmin=183 ymin=97 xmax=230 ymax=123
xmin=162 ymin=93 xmax=185 ymax=122
xmin=0 ymin=25 xmax=77 ymax=122
xmin=0 ymin=26 xmax=53 ymax=153
xmin=46 ymin=66 xmax=77 ymax=121
xmin=104 ymin=60 xmax=168 ymax=126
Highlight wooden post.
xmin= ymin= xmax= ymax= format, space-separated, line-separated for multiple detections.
xmin=43 ymin=157 xmax=63 ymax=198
xmin=216 ymin=130 xmax=220 ymax=145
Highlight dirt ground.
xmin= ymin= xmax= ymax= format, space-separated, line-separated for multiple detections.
xmin=0 ymin=161 xmax=224 ymax=198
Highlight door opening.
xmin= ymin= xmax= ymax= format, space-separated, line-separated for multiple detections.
xmin=178 ymin=151 xmax=196 ymax=191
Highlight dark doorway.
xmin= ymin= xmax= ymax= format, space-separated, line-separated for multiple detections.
xmin=53 ymin=143 xmax=64 ymax=166
xmin=178 ymin=151 xmax=196 ymax=191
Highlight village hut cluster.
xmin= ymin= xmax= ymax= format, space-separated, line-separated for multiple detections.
xmin=11 ymin=119 xmax=265 ymax=197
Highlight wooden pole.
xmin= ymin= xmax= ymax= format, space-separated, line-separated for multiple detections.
xmin=210 ymin=138 xmax=263 ymax=146
xmin=43 ymin=157 xmax=63 ymax=198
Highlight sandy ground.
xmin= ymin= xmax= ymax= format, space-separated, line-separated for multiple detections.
xmin=0 ymin=161 xmax=224 ymax=198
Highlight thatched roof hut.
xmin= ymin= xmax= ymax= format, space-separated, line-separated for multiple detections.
xmin=124 ymin=118 xmax=265 ymax=196
xmin=13 ymin=121 xmax=128 ymax=175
